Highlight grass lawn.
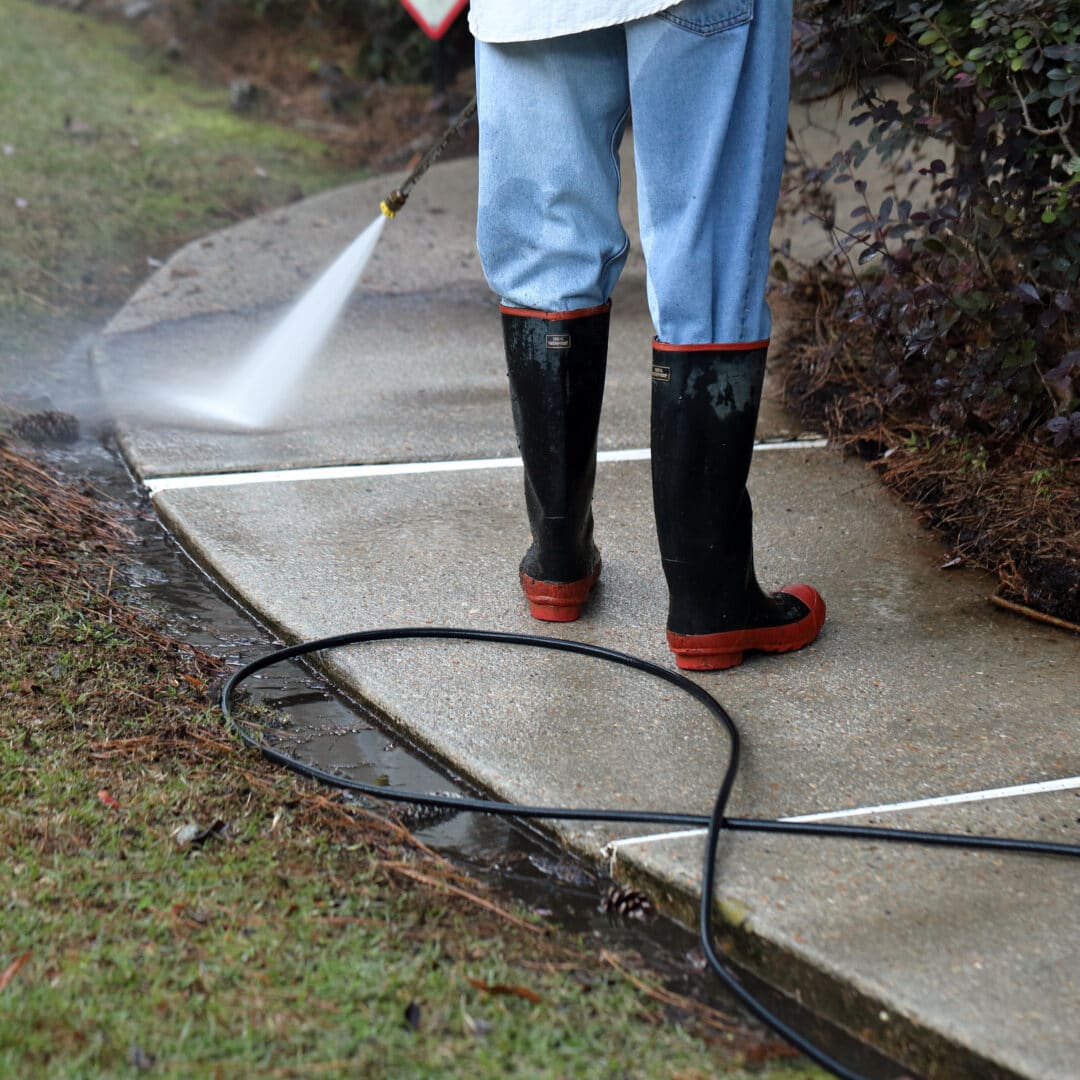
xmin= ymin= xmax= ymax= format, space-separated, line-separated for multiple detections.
xmin=0 ymin=0 xmax=341 ymax=316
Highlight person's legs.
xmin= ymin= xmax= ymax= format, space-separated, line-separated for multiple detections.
xmin=627 ymin=0 xmax=826 ymax=668
xmin=475 ymin=31 xmax=631 ymax=312
xmin=626 ymin=0 xmax=791 ymax=344
xmin=475 ymin=32 xmax=631 ymax=620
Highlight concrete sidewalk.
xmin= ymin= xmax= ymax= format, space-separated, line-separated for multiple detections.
xmin=94 ymin=140 xmax=1080 ymax=1078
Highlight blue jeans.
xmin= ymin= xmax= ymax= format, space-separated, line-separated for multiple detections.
xmin=475 ymin=0 xmax=792 ymax=345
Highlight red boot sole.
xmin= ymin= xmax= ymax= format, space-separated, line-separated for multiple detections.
xmin=521 ymin=561 xmax=602 ymax=622
xmin=667 ymin=584 xmax=826 ymax=671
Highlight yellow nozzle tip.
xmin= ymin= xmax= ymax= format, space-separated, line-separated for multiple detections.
xmin=379 ymin=200 xmax=397 ymax=219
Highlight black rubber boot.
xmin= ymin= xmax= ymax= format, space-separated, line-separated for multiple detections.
xmin=650 ymin=341 xmax=825 ymax=669
xmin=502 ymin=303 xmax=610 ymax=621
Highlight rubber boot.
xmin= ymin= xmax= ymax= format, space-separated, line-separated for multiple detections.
xmin=501 ymin=303 xmax=609 ymax=621
xmin=650 ymin=341 xmax=826 ymax=670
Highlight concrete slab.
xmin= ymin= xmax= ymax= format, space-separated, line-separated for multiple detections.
xmin=150 ymin=451 xmax=1077 ymax=814
xmin=96 ymin=284 xmax=800 ymax=478
xmin=149 ymin=448 xmax=1080 ymax=1078
xmin=624 ymin=823 xmax=1080 ymax=1080
xmin=102 ymin=159 xmax=496 ymax=337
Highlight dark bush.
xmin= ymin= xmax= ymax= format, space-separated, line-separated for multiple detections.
xmin=199 ymin=0 xmax=437 ymax=83
xmin=790 ymin=0 xmax=1080 ymax=451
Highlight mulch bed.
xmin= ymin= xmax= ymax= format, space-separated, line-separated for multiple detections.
xmin=775 ymin=288 xmax=1080 ymax=628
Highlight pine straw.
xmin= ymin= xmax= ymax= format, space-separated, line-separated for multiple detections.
xmin=774 ymin=289 xmax=1080 ymax=626
xmin=0 ymin=436 xmax=531 ymax=921
xmin=0 ymin=441 xmax=225 ymax=668
xmin=870 ymin=435 xmax=1079 ymax=624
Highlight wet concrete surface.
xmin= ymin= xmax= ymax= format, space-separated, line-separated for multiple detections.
xmin=31 ymin=428 xmax=904 ymax=1077
xmin=152 ymin=453 xmax=1076 ymax=818
xmin=630 ymin=828 xmax=1080 ymax=1079
xmin=91 ymin=117 xmax=1080 ymax=1080
xmin=148 ymin=448 xmax=1079 ymax=1078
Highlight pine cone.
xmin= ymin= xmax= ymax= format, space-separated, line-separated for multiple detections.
xmin=393 ymin=792 xmax=464 ymax=829
xmin=601 ymin=883 xmax=654 ymax=922
xmin=11 ymin=410 xmax=80 ymax=444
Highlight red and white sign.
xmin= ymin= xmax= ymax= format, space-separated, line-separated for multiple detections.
xmin=400 ymin=0 xmax=468 ymax=40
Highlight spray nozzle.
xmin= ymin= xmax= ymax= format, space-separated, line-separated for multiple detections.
xmin=380 ymin=189 xmax=408 ymax=218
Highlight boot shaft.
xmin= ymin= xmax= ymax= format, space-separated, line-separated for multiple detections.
xmin=650 ymin=342 xmax=768 ymax=634
xmin=650 ymin=342 xmax=766 ymax=507
xmin=501 ymin=304 xmax=610 ymax=583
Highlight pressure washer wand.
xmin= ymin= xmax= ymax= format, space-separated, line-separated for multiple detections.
xmin=380 ymin=95 xmax=478 ymax=219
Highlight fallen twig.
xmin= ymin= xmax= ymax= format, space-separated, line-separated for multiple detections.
xmin=989 ymin=592 xmax=1080 ymax=634
xmin=599 ymin=949 xmax=745 ymax=1035
xmin=385 ymin=862 xmax=544 ymax=935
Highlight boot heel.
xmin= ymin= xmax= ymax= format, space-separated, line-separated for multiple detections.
xmin=668 ymin=640 xmax=745 ymax=671
xmin=521 ymin=563 xmax=601 ymax=623
xmin=528 ymin=599 xmax=585 ymax=622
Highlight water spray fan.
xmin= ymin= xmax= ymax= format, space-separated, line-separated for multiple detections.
xmin=140 ymin=97 xmax=478 ymax=433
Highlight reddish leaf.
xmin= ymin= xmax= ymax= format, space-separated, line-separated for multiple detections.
xmin=98 ymin=790 xmax=120 ymax=809
xmin=0 ymin=953 xmax=31 ymax=992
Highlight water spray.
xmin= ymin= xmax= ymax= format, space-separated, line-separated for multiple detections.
xmin=127 ymin=96 xmax=478 ymax=434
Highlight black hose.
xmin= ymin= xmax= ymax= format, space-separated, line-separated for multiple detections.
xmin=221 ymin=626 xmax=1080 ymax=1080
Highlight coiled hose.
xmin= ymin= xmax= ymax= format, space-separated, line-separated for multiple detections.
xmin=221 ymin=626 xmax=1080 ymax=1080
